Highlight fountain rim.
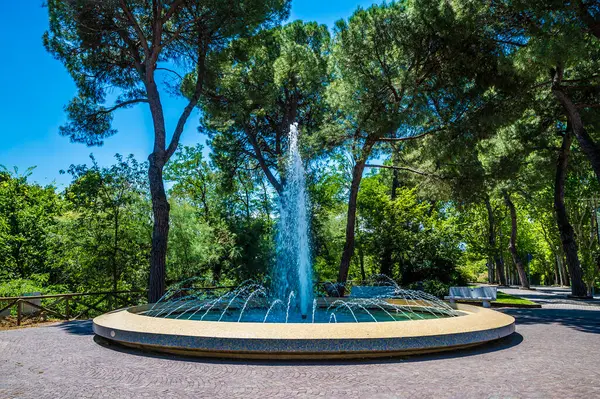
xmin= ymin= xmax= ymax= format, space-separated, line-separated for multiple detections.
xmin=93 ymin=303 xmax=515 ymax=359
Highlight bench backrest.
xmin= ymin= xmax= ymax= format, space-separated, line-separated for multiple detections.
xmin=21 ymin=292 xmax=42 ymax=315
xmin=350 ymin=286 xmax=396 ymax=298
xmin=449 ymin=286 xmax=497 ymax=300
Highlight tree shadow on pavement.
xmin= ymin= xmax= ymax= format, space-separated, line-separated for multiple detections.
xmin=504 ymin=308 xmax=600 ymax=335
xmin=54 ymin=320 xmax=94 ymax=336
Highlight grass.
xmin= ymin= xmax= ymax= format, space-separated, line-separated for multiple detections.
xmin=466 ymin=284 xmax=538 ymax=306
xmin=494 ymin=291 xmax=537 ymax=306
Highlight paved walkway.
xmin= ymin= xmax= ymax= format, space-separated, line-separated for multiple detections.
xmin=500 ymin=286 xmax=600 ymax=310
xmin=1 ymin=306 xmax=600 ymax=399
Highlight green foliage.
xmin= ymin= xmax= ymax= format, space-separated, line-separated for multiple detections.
xmin=4 ymin=0 xmax=599 ymax=301
xmin=356 ymin=175 xmax=464 ymax=286
xmin=54 ymin=155 xmax=151 ymax=292
xmin=0 ymin=274 xmax=67 ymax=298
xmin=165 ymin=145 xmax=275 ymax=284
xmin=44 ymin=0 xmax=291 ymax=146
xmin=407 ymin=279 xmax=455 ymax=299
xmin=200 ymin=20 xmax=331 ymax=193
xmin=0 ymin=168 xmax=63 ymax=282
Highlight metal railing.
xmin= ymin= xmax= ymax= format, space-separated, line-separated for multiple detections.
xmin=0 ymin=290 xmax=147 ymax=326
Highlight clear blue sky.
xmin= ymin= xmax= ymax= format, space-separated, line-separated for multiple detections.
xmin=0 ymin=1 xmax=375 ymax=188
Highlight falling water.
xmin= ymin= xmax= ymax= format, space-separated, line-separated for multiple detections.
xmin=274 ymin=123 xmax=313 ymax=317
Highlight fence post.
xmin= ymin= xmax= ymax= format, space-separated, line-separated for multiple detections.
xmin=65 ymin=297 xmax=70 ymax=320
xmin=17 ymin=300 xmax=22 ymax=326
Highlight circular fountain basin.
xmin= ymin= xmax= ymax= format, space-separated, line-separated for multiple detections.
xmin=93 ymin=302 xmax=515 ymax=359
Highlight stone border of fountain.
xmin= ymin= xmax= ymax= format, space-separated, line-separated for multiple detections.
xmin=93 ymin=303 xmax=515 ymax=359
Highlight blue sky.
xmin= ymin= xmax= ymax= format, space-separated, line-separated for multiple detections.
xmin=0 ymin=1 xmax=376 ymax=188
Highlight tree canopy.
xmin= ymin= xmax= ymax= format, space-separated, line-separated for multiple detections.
xmin=3 ymin=0 xmax=599 ymax=304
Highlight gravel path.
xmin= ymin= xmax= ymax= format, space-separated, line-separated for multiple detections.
xmin=1 ymin=306 xmax=599 ymax=399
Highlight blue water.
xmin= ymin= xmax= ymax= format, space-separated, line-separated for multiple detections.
xmin=160 ymin=307 xmax=448 ymax=323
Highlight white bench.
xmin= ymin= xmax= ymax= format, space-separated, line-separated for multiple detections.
xmin=445 ymin=287 xmax=497 ymax=308
xmin=350 ymin=286 xmax=396 ymax=298
xmin=21 ymin=292 xmax=42 ymax=315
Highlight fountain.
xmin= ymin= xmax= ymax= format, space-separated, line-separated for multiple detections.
xmin=274 ymin=123 xmax=313 ymax=318
xmin=93 ymin=124 xmax=515 ymax=359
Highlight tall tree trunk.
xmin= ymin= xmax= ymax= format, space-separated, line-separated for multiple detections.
xmin=554 ymin=130 xmax=588 ymax=297
xmin=338 ymin=161 xmax=367 ymax=286
xmin=112 ymin=208 xmax=119 ymax=294
xmin=338 ymin=141 xmax=375 ymax=289
xmin=554 ymin=256 xmax=560 ymax=286
xmin=145 ymin=74 xmax=171 ymax=303
xmin=503 ymin=191 xmax=530 ymax=288
xmin=358 ymin=242 xmax=366 ymax=282
xmin=557 ymin=249 xmax=570 ymax=286
xmin=148 ymin=157 xmax=170 ymax=303
xmin=497 ymin=216 xmax=507 ymax=284
xmin=379 ymin=147 xmax=400 ymax=278
xmin=487 ymin=258 xmax=495 ymax=284
xmin=552 ymin=65 xmax=600 ymax=185
xmin=485 ymin=196 xmax=506 ymax=285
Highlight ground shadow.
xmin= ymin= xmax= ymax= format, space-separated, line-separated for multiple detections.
xmin=92 ymin=331 xmax=523 ymax=366
xmin=502 ymin=287 xmax=600 ymax=304
xmin=54 ymin=320 xmax=95 ymax=336
xmin=504 ymin=308 xmax=600 ymax=335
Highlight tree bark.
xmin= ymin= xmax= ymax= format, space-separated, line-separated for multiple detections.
xmin=552 ymin=65 xmax=600 ymax=185
xmin=145 ymin=73 xmax=172 ymax=304
xmin=503 ymin=191 xmax=530 ymax=288
xmin=554 ymin=130 xmax=588 ymax=297
xmin=553 ymin=255 xmax=560 ymax=286
xmin=485 ymin=196 xmax=506 ymax=285
xmin=144 ymin=49 xmax=203 ymax=301
xmin=148 ymin=157 xmax=170 ymax=303
xmin=247 ymin=131 xmax=283 ymax=194
xmin=338 ymin=141 xmax=375 ymax=290
xmin=558 ymin=250 xmax=570 ymax=286
xmin=112 ymin=208 xmax=119 ymax=294
xmin=358 ymin=242 xmax=366 ymax=282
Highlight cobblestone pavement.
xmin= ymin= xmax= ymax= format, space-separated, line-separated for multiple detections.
xmin=1 ymin=307 xmax=599 ymax=399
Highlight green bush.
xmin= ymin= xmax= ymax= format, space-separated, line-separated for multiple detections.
xmin=407 ymin=279 xmax=450 ymax=298
xmin=0 ymin=274 xmax=67 ymax=298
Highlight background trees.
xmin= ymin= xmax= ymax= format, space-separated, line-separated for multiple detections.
xmin=324 ymin=0 xmax=517 ymax=288
xmin=0 ymin=168 xmax=62 ymax=288
xmin=200 ymin=21 xmax=331 ymax=194
xmin=3 ymin=0 xmax=598 ymax=300
xmin=44 ymin=0 xmax=291 ymax=302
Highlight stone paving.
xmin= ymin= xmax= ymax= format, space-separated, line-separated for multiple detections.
xmin=1 ymin=304 xmax=600 ymax=399
xmin=500 ymin=286 xmax=600 ymax=310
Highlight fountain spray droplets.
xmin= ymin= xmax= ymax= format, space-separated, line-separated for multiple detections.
xmin=139 ymin=122 xmax=460 ymax=324
xmin=274 ymin=123 xmax=313 ymax=317
xmin=143 ymin=277 xmax=459 ymax=323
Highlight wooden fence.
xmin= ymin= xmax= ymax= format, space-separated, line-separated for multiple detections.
xmin=0 ymin=281 xmax=373 ymax=327
xmin=0 ymin=290 xmax=147 ymax=326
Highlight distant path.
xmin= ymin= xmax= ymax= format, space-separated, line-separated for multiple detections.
xmin=1 ymin=307 xmax=600 ymax=399
xmin=500 ymin=286 xmax=600 ymax=310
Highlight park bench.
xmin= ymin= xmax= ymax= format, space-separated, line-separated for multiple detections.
xmin=21 ymin=292 xmax=42 ymax=315
xmin=445 ymin=286 xmax=497 ymax=308
xmin=350 ymin=286 xmax=396 ymax=298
